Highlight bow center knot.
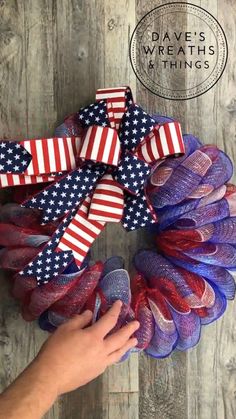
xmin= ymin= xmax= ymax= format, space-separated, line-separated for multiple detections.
xmin=79 ymin=125 xmax=121 ymax=167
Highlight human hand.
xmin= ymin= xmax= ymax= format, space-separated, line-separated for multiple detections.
xmin=34 ymin=300 xmax=139 ymax=397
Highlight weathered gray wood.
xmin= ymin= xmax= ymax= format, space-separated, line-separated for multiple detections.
xmin=107 ymin=392 xmax=139 ymax=419
xmin=0 ymin=1 xmax=26 ymax=139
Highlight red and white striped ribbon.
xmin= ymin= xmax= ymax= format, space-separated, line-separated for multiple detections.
xmin=96 ymin=86 xmax=131 ymax=130
xmin=20 ymin=137 xmax=82 ymax=176
xmin=56 ymin=196 xmax=106 ymax=268
xmin=136 ymin=122 xmax=184 ymax=164
xmin=107 ymin=100 xmax=116 ymax=129
xmin=0 ymin=173 xmax=57 ymax=188
xmin=88 ymin=174 xmax=124 ymax=222
xmin=79 ymin=125 xmax=121 ymax=166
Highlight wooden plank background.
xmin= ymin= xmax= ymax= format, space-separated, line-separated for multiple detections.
xmin=0 ymin=1 xmax=235 ymax=418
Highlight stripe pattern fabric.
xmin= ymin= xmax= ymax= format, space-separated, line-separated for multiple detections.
xmin=79 ymin=126 xmax=121 ymax=166
xmin=57 ymin=196 xmax=106 ymax=267
xmin=136 ymin=122 xmax=184 ymax=163
xmin=88 ymin=174 xmax=124 ymax=222
xmin=0 ymin=173 xmax=57 ymax=188
xmin=21 ymin=137 xmax=82 ymax=175
xmin=96 ymin=86 xmax=132 ymax=130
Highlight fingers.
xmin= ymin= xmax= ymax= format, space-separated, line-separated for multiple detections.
xmin=64 ymin=310 xmax=93 ymax=330
xmin=107 ymin=337 xmax=138 ymax=365
xmin=105 ymin=320 xmax=140 ymax=354
xmin=90 ymin=300 xmax=122 ymax=338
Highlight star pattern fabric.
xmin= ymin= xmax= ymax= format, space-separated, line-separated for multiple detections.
xmin=23 ymin=164 xmax=106 ymax=223
xmin=0 ymin=141 xmax=32 ymax=173
xmin=119 ymin=105 xmax=155 ymax=151
xmin=113 ymin=153 xmax=151 ymax=195
xmin=78 ymin=100 xmax=110 ymax=128
xmin=122 ymin=189 xmax=157 ymax=231
xmin=19 ymin=210 xmax=76 ymax=285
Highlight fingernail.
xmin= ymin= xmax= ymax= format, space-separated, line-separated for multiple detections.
xmin=115 ymin=300 xmax=122 ymax=307
xmin=132 ymin=338 xmax=138 ymax=346
xmin=133 ymin=321 xmax=140 ymax=329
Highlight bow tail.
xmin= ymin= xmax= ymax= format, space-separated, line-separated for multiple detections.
xmin=88 ymin=174 xmax=124 ymax=222
xmin=18 ymin=210 xmax=76 ymax=285
xmin=19 ymin=193 xmax=107 ymax=285
xmin=0 ymin=137 xmax=82 ymax=189
xmin=22 ymin=165 xmax=106 ymax=223
xmin=0 ymin=173 xmax=59 ymax=188
xmin=122 ymin=189 xmax=157 ymax=231
xmin=56 ymin=196 xmax=106 ymax=268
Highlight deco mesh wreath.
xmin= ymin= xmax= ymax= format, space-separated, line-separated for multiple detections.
xmin=0 ymin=86 xmax=235 ymax=360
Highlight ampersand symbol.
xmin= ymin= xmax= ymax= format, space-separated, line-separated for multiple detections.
xmin=148 ymin=60 xmax=154 ymax=69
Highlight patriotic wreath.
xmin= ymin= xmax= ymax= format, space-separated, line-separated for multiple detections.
xmin=0 ymin=86 xmax=235 ymax=359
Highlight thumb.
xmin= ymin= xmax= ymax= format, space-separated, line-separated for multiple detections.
xmin=66 ymin=310 xmax=93 ymax=330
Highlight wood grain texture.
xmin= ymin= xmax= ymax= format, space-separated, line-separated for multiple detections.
xmin=0 ymin=1 xmax=235 ymax=418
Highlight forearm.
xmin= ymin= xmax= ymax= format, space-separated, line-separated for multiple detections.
xmin=0 ymin=358 xmax=58 ymax=419
xmin=0 ymin=303 xmax=138 ymax=418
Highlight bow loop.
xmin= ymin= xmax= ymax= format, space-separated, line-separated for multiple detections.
xmin=135 ymin=121 xmax=184 ymax=164
xmin=78 ymin=100 xmax=111 ymax=128
xmin=119 ymin=105 xmax=155 ymax=151
xmin=96 ymin=86 xmax=134 ymax=130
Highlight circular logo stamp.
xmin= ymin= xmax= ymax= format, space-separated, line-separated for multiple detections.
xmin=129 ymin=2 xmax=228 ymax=100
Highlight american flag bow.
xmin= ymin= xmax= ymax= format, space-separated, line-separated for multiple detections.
xmin=0 ymin=87 xmax=184 ymax=285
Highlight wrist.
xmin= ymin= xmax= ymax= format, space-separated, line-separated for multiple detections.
xmin=30 ymin=356 xmax=59 ymax=406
